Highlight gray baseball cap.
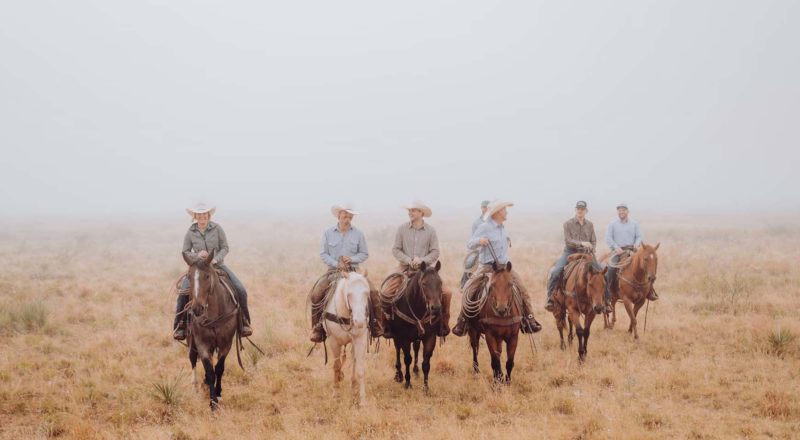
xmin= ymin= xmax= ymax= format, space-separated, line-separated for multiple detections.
xmin=575 ymin=200 xmax=587 ymax=209
xmin=480 ymin=200 xmax=491 ymax=208
xmin=616 ymin=203 xmax=628 ymax=210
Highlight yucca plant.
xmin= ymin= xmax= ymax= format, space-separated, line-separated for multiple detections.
xmin=768 ymin=326 xmax=795 ymax=358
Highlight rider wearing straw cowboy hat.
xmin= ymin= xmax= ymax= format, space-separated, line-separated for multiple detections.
xmin=452 ymin=200 xmax=542 ymax=337
xmin=173 ymin=203 xmax=253 ymax=340
xmin=379 ymin=201 xmax=451 ymax=339
xmin=308 ymin=204 xmax=382 ymax=343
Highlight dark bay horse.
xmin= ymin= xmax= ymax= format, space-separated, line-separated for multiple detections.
xmin=551 ymin=254 xmax=606 ymax=362
xmin=467 ymin=261 xmax=522 ymax=384
xmin=183 ymin=249 xmax=239 ymax=410
xmin=605 ymin=243 xmax=660 ymax=339
xmin=389 ymin=261 xmax=443 ymax=394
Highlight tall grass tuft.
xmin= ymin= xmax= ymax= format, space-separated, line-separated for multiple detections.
xmin=0 ymin=300 xmax=48 ymax=334
xmin=767 ymin=326 xmax=795 ymax=358
xmin=152 ymin=371 xmax=184 ymax=406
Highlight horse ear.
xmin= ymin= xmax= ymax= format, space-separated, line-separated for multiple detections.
xmin=182 ymin=252 xmax=194 ymax=266
xmin=640 ymin=242 xmax=646 ymax=249
xmin=506 ymin=261 xmax=512 ymax=272
xmin=654 ymin=242 xmax=660 ymax=251
xmin=492 ymin=261 xmax=499 ymax=272
xmin=434 ymin=260 xmax=441 ymax=272
xmin=602 ymin=265 xmax=608 ymax=274
xmin=419 ymin=261 xmax=427 ymax=271
xmin=205 ymin=249 xmax=215 ymax=266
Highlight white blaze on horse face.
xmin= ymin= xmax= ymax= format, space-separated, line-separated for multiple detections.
xmin=193 ymin=269 xmax=200 ymax=299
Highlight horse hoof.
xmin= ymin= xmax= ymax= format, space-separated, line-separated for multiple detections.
xmin=404 ymin=382 xmax=412 ymax=390
xmin=422 ymin=384 xmax=429 ymax=395
xmin=394 ymin=372 xmax=403 ymax=383
xmin=473 ymin=367 xmax=480 ymax=375
xmin=210 ymin=399 xmax=220 ymax=411
xmin=560 ymin=343 xmax=566 ymax=351
xmin=413 ymin=366 xmax=419 ymax=376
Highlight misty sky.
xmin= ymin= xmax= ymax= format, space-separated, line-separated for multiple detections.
xmin=1 ymin=1 xmax=798 ymax=217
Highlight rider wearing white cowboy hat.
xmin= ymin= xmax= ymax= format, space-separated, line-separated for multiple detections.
xmin=174 ymin=203 xmax=253 ymax=340
xmin=379 ymin=201 xmax=451 ymax=339
xmin=452 ymin=200 xmax=542 ymax=337
xmin=308 ymin=204 xmax=382 ymax=343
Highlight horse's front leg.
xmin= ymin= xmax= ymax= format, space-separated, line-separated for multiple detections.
xmin=469 ymin=327 xmax=481 ymax=374
xmin=567 ymin=308 xmax=585 ymax=362
xmin=189 ymin=346 xmax=198 ymax=387
xmin=351 ymin=333 xmax=367 ymax=406
xmin=402 ymin=341 xmax=413 ymax=389
xmin=412 ymin=340 xmax=421 ymax=376
xmin=505 ymin=330 xmax=519 ymax=384
xmin=555 ymin=311 xmax=566 ymax=351
xmin=622 ymin=297 xmax=637 ymax=339
xmin=584 ymin=312 xmax=596 ymax=360
xmin=330 ymin=339 xmax=343 ymax=386
xmin=394 ymin=341 xmax=403 ymax=383
xmin=485 ymin=332 xmax=503 ymax=386
xmin=632 ymin=298 xmax=646 ymax=340
xmin=200 ymin=357 xmax=216 ymax=410
xmin=213 ymin=354 xmax=227 ymax=405
xmin=421 ymin=334 xmax=437 ymax=395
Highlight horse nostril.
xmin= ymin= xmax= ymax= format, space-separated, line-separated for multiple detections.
xmin=594 ymin=305 xmax=603 ymax=313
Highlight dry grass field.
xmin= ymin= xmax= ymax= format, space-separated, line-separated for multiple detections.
xmin=1 ymin=212 xmax=799 ymax=439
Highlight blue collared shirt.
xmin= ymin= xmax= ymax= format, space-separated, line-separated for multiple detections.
xmin=605 ymin=218 xmax=643 ymax=250
xmin=471 ymin=216 xmax=484 ymax=235
xmin=320 ymin=225 xmax=369 ymax=269
xmin=467 ymin=219 xmax=510 ymax=264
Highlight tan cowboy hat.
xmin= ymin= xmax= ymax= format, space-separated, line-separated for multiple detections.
xmin=403 ymin=200 xmax=432 ymax=217
xmin=186 ymin=202 xmax=216 ymax=218
xmin=483 ymin=200 xmax=514 ymax=221
xmin=331 ymin=204 xmax=360 ymax=218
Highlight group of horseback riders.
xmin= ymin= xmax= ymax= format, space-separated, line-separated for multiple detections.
xmin=172 ymin=199 xmax=647 ymax=343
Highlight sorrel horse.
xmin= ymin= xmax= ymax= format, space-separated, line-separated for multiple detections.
xmin=605 ymin=243 xmax=660 ymax=339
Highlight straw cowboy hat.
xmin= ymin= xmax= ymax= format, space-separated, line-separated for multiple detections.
xmin=186 ymin=202 xmax=216 ymax=218
xmin=403 ymin=200 xmax=432 ymax=217
xmin=483 ymin=200 xmax=514 ymax=221
xmin=331 ymin=204 xmax=360 ymax=218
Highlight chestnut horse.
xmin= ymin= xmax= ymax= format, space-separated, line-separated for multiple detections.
xmin=389 ymin=261 xmax=443 ymax=394
xmin=605 ymin=243 xmax=660 ymax=339
xmin=551 ymin=254 xmax=606 ymax=362
xmin=183 ymin=249 xmax=239 ymax=410
xmin=467 ymin=261 xmax=522 ymax=384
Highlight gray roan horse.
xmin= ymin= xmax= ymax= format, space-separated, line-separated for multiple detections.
xmin=183 ymin=249 xmax=239 ymax=410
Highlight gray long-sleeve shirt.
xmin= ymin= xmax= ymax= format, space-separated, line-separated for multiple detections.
xmin=563 ymin=217 xmax=597 ymax=251
xmin=182 ymin=221 xmax=229 ymax=264
xmin=320 ymin=224 xmax=369 ymax=269
xmin=392 ymin=221 xmax=440 ymax=269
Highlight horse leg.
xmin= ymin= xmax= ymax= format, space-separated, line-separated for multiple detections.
xmin=394 ymin=342 xmax=403 ymax=383
xmin=612 ymin=297 xmax=617 ymax=326
xmin=568 ymin=318 xmax=574 ymax=346
xmin=632 ymin=298 xmax=645 ymax=340
xmin=567 ymin=308 xmax=585 ymax=362
xmin=421 ymin=334 xmax=436 ymax=395
xmin=352 ymin=334 xmax=367 ymax=406
xmin=485 ymin=333 xmax=503 ymax=386
xmin=469 ymin=327 xmax=480 ymax=374
xmin=189 ymin=346 xmax=198 ymax=386
xmin=330 ymin=339 xmax=343 ymax=386
xmin=402 ymin=341 xmax=413 ymax=389
xmin=622 ymin=297 xmax=636 ymax=338
xmin=583 ymin=312 xmax=596 ymax=361
xmin=556 ymin=311 xmax=566 ymax=351
xmin=412 ymin=340 xmax=421 ymax=376
xmin=201 ymin=357 xmax=216 ymax=410
xmin=505 ymin=332 xmax=519 ymax=385
xmin=213 ymin=354 xmax=226 ymax=404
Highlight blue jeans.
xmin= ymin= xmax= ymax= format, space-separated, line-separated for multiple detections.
xmin=546 ymin=249 xmax=602 ymax=298
xmin=604 ymin=255 xmax=619 ymax=304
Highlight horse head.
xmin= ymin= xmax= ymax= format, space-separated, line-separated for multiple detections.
xmin=416 ymin=260 xmax=443 ymax=317
xmin=342 ymin=273 xmax=370 ymax=329
xmin=637 ymin=242 xmax=660 ymax=284
xmin=490 ymin=261 xmax=514 ymax=317
xmin=586 ymin=264 xmax=607 ymax=314
xmin=182 ymin=249 xmax=217 ymax=317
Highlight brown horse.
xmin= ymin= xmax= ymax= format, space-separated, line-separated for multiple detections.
xmin=468 ymin=261 xmax=522 ymax=384
xmin=605 ymin=243 xmax=660 ymax=339
xmin=551 ymin=254 xmax=606 ymax=362
xmin=182 ymin=249 xmax=239 ymax=410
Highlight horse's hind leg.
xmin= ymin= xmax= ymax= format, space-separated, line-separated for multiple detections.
xmin=412 ymin=340 xmax=421 ymax=376
xmin=213 ymin=355 xmax=226 ymax=405
xmin=469 ymin=328 xmax=480 ymax=374
xmin=568 ymin=319 xmax=574 ymax=346
xmin=394 ymin=342 xmax=403 ymax=383
xmin=421 ymin=335 xmax=437 ymax=395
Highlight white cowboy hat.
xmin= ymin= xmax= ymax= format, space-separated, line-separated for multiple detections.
xmin=483 ymin=200 xmax=514 ymax=221
xmin=331 ymin=204 xmax=360 ymax=218
xmin=186 ymin=202 xmax=216 ymax=217
xmin=403 ymin=200 xmax=432 ymax=217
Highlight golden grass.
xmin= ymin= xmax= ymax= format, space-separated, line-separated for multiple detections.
xmin=1 ymin=213 xmax=799 ymax=439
